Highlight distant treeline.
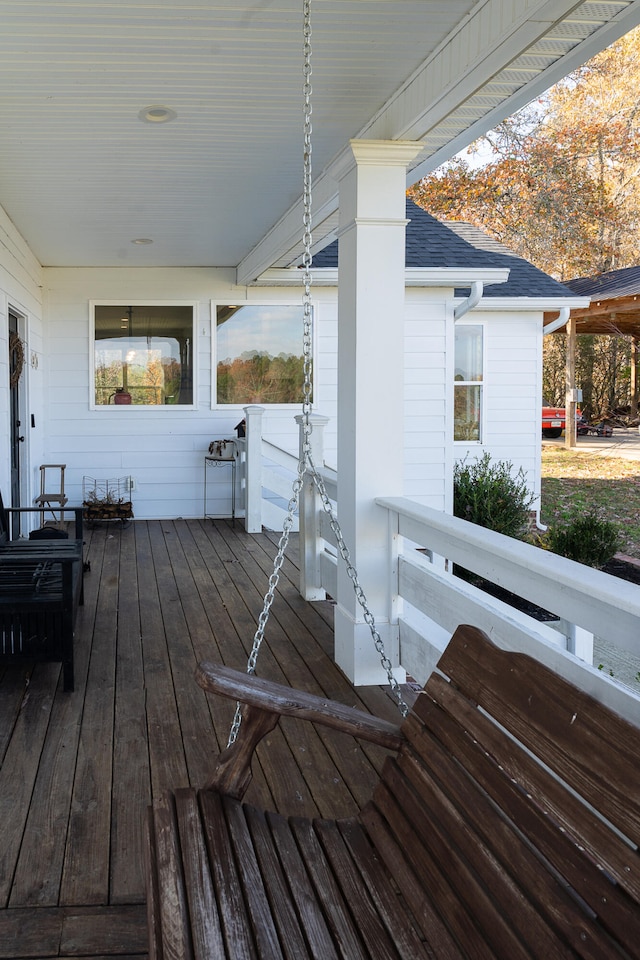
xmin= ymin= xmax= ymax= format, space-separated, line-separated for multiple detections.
xmin=217 ymin=352 xmax=305 ymax=404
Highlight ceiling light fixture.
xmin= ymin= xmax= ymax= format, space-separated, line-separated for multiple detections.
xmin=138 ymin=105 xmax=177 ymax=124
xmin=131 ymin=238 xmax=153 ymax=245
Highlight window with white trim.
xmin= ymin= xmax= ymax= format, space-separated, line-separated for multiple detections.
xmin=454 ymin=323 xmax=483 ymax=441
xmin=214 ymin=303 xmax=310 ymax=405
xmin=92 ymin=303 xmax=195 ymax=406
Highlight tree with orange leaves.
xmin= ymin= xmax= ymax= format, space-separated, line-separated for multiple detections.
xmin=409 ymin=27 xmax=640 ymax=281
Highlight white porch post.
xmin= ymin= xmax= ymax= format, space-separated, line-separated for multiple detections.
xmin=296 ymin=412 xmax=329 ymax=601
xmin=243 ymin=404 xmax=264 ymax=533
xmin=328 ymin=139 xmax=421 ymax=684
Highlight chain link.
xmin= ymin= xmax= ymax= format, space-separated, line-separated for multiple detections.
xmin=227 ymin=0 xmax=407 ymax=747
xmin=307 ymin=454 xmax=409 ymax=716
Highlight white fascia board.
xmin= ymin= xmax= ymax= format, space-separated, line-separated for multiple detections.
xmin=405 ymin=268 xmax=508 ymax=288
xmin=252 ymin=267 xmax=510 ymax=288
xmin=252 ymin=268 xmax=338 ymax=287
xmin=461 ymin=296 xmax=591 ymax=312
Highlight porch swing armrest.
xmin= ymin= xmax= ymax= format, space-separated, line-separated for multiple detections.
xmin=196 ymin=661 xmax=405 ymax=750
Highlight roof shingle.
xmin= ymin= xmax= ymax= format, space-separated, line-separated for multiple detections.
xmin=313 ymin=200 xmax=577 ymax=300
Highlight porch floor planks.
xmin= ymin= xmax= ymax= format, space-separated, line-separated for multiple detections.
xmin=160 ymin=519 xmax=277 ymax=812
xmin=0 ymin=662 xmax=60 ymax=908
xmin=110 ymin=521 xmax=148 ymax=906
xmin=187 ymin=519 xmax=330 ymax=817
xmin=209 ymin=525 xmax=400 ymax=816
xmin=7 ymin=527 xmax=104 ymax=907
xmin=135 ymin=521 xmax=189 ymax=801
xmin=198 ymin=520 xmax=365 ymax=817
xmin=0 ymin=519 xmax=403 ymax=959
xmin=214 ymin=521 xmax=402 ymax=808
xmin=0 ymin=904 xmax=147 ymax=959
xmin=60 ymin=527 xmax=119 ymax=906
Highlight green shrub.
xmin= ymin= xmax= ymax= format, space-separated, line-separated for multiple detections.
xmin=453 ymin=453 xmax=535 ymax=539
xmin=547 ymin=510 xmax=620 ymax=569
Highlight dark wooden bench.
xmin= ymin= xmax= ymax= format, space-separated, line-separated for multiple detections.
xmin=0 ymin=496 xmax=84 ymax=691
xmin=145 ymin=624 xmax=640 ymax=959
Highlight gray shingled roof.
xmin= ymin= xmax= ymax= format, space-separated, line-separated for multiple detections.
xmin=564 ymin=265 xmax=640 ymax=300
xmin=313 ymin=200 xmax=577 ymax=299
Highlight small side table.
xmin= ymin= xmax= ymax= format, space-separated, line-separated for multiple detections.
xmin=204 ymin=455 xmax=236 ymax=524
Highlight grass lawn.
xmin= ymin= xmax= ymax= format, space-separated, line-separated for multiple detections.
xmin=541 ymin=446 xmax=640 ymax=559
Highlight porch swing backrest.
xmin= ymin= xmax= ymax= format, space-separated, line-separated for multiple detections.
xmin=144 ymin=623 xmax=640 ymax=959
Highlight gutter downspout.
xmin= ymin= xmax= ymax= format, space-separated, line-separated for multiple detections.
xmin=543 ymin=305 xmax=570 ymax=335
xmin=454 ymin=281 xmax=483 ymax=320
xmin=536 ymin=305 xmax=572 ymax=532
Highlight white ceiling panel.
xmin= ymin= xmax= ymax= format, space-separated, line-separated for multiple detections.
xmin=0 ymin=0 xmax=638 ymax=274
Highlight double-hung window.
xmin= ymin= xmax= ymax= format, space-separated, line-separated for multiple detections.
xmin=454 ymin=323 xmax=483 ymax=441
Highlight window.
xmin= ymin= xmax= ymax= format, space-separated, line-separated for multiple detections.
xmin=92 ymin=303 xmax=195 ymax=407
xmin=214 ymin=303 xmax=310 ymax=405
xmin=454 ymin=323 xmax=483 ymax=441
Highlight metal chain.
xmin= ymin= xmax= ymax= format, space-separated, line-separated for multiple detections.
xmin=227 ymin=0 xmax=314 ymax=749
xmin=307 ymin=453 xmax=409 ymax=716
xmin=227 ymin=0 xmax=406 ymax=747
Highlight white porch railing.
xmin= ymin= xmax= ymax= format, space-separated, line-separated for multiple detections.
xmin=375 ymin=497 xmax=640 ymax=723
xmin=239 ymin=405 xmax=300 ymax=534
xmin=240 ymin=407 xmax=640 ymax=724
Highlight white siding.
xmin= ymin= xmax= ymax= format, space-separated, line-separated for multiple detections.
xmin=0 ymin=254 xmax=547 ymax=522
xmin=0 ymin=207 xmax=44 ymax=507
xmin=453 ymin=309 xmax=542 ymax=509
xmin=403 ymin=292 xmax=448 ymax=510
xmin=42 ymin=270 xmax=342 ymax=519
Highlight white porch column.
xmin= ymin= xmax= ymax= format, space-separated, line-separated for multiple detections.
xmin=243 ymin=404 xmax=264 ymax=533
xmin=328 ymin=139 xmax=421 ymax=684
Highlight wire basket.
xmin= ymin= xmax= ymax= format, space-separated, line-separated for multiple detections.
xmin=82 ymin=476 xmax=134 ymax=521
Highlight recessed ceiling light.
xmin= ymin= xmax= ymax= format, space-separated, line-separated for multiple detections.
xmin=131 ymin=238 xmax=153 ymax=245
xmin=138 ymin=105 xmax=177 ymax=124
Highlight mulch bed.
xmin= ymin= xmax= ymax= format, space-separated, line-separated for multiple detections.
xmin=603 ymin=556 xmax=640 ymax=585
xmin=459 ymin=555 xmax=640 ymax=623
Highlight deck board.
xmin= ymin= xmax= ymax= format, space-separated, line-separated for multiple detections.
xmin=0 ymin=519 xmax=409 ymax=958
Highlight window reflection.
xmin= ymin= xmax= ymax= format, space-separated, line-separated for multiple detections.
xmin=94 ymin=305 xmax=194 ymax=405
xmin=216 ymin=304 xmax=309 ymax=404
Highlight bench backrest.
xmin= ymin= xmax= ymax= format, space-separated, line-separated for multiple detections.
xmin=364 ymin=624 xmax=640 ymax=959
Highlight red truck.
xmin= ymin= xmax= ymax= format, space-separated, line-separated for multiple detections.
xmin=542 ymin=403 xmax=582 ymax=438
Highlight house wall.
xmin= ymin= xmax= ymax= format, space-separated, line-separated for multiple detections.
xmin=0 ymin=261 xmax=543 ymax=522
xmin=42 ymin=269 xmax=343 ymax=519
xmin=451 ymin=307 xmax=542 ymax=511
xmin=403 ymin=291 xmax=449 ymax=510
xmin=402 ymin=295 xmax=542 ymax=514
xmin=0 ymin=207 xmax=45 ymax=509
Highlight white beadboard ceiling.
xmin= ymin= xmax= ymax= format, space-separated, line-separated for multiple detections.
xmin=0 ymin=0 xmax=639 ymax=278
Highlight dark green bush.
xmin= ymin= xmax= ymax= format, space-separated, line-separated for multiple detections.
xmin=547 ymin=510 xmax=620 ymax=569
xmin=453 ymin=453 xmax=535 ymax=539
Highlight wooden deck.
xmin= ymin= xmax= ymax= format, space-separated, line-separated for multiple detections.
xmin=0 ymin=519 xmax=408 ymax=959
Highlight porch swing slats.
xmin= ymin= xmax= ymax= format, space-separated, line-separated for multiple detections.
xmin=145 ymin=624 xmax=640 ymax=959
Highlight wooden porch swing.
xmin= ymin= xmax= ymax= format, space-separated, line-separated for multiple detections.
xmin=144 ymin=3 xmax=640 ymax=956
xmin=145 ymin=623 xmax=640 ymax=959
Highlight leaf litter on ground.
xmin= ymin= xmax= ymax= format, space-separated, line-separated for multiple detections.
xmin=541 ymin=447 xmax=640 ymax=559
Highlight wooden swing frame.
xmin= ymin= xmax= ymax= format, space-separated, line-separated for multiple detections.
xmin=145 ymin=623 xmax=640 ymax=959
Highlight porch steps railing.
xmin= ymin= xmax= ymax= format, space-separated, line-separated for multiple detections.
xmin=236 ymin=406 xmax=300 ymax=534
